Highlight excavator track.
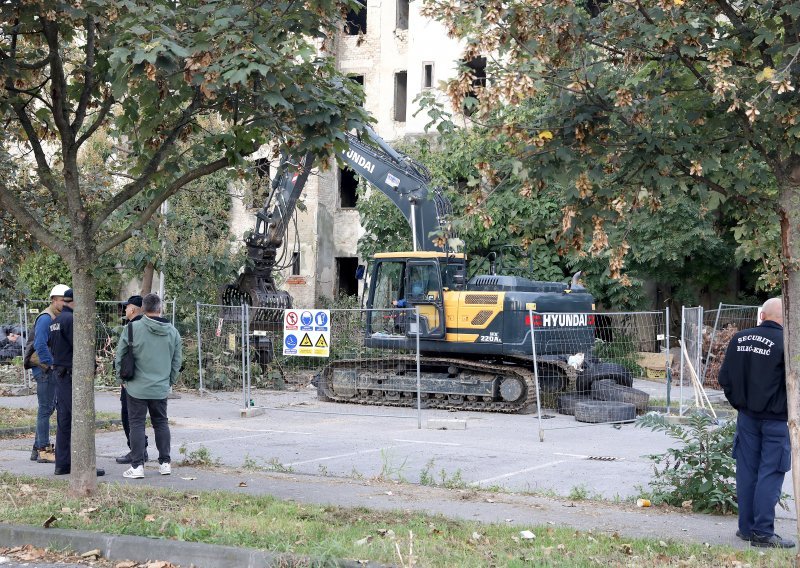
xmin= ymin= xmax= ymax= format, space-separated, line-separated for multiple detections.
xmin=316 ymin=356 xmax=574 ymax=414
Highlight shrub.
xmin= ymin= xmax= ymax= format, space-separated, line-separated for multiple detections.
xmin=636 ymin=412 xmax=737 ymax=514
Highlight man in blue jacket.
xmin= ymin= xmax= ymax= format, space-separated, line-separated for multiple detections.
xmin=115 ymin=293 xmax=182 ymax=479
xmin=718 ymin=297 xmax=793 ymax=548
xmin=29 ymin=284 xmax=69 ymax=463
xmin=49 ymin=289 xmax=105 ymax=477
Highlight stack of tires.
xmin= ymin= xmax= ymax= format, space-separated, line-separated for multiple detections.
xmin=556 ymin=363 xmax=649 ymax=424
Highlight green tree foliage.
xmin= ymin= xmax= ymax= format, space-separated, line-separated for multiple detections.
xmin=419 ymin=0 xmax=796 ymax=291
xmin=0 ymin=0 xmax=369 ymax=495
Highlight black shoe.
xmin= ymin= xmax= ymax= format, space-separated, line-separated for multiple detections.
xmin=54 ymin=467 xmax=105 ymax=477
xmin=30 ymin=447 xmax=39 ymax=461
xmin=117 ymin=451 xmax=148 ymax=464
xmin=750 ymin=533 xmax=795 ymax=548
xmin=736 ymin=530 xmax=751 ymax=541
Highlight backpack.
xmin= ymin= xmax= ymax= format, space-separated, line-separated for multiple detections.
xmin=23 ymin=313 xmax=45 ymax=370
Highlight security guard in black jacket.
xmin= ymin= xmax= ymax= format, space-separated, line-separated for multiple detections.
xmin=48 ymin=289 xmax=105 ymax=477
xmin=718 ymin=297 xmax=793 ymax=548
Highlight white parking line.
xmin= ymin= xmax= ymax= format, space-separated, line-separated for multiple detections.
xmin=287 ymin=444 xmax=417 ymax=467
xmin=553 ymin=452 xmax=588 ymax=458
xmin=181 ymin=430 xmax=313 ymax=446
xmin=392 ymin=439 xmax=461 ymax=446
xmin=470 ymin=460 xmax=571 ymax=486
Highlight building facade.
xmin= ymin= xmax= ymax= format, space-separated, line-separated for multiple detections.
xmin=230 ymin=0 xmax=466 ymax=308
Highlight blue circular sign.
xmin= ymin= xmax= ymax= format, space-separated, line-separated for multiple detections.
xmin=284 ymin=334 xmax=298 ymax=349
xmin=315 ymin=312 xmax=328 ymax=326
xmin=300 ymin=311 xmax=313 ymax=326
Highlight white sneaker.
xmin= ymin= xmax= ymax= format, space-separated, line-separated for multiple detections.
xmin=123 ymin=465 xmax=144 ymax=479
xmin=159 ymin=462 xmax=171 ymax=476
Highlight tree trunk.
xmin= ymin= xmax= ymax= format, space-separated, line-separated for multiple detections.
xmin=141 ymin=262 xmax=155 ymax=295
xmin=68 ymin=260 xmax=99 ymax=497
xmin=779 ymin=185 xmax=800 ymax=566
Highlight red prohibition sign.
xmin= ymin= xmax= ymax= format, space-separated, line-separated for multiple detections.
xmin=286 ymin=312 xmax=298 ymax=325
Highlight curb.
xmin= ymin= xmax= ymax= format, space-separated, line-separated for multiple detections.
xmin=0 ymin=419 xmax=122 ymax=438
xmin=0 ymin=523 xmax=388 ymax=568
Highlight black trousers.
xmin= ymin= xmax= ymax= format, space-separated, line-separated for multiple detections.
xmin=54 ymin=367 xmax=72 ymax=471
xmin=120 ymin=386 xmax=147 ymax=450
xmin=126 ymin=393 xmax=170 ymax=468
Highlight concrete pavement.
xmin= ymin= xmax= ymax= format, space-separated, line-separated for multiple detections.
xmin=1 ymin=382 xmax=798 ymax=566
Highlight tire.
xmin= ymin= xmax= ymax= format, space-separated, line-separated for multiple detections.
xmin=537 ymin=362 xmax=568 ymax=394
xmin=574 ymin=400 xmax=636 ymax=423
xmin=556 ymin=393 xmax=592 ymax=416
xmin=590 ymin=378 xmax=650 ymax=413
xmin=577 ymin=362 xmax=634 ymax=391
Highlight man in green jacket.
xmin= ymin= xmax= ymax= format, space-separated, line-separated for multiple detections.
xmin=115 ymin=293 xmax=182 ymax=479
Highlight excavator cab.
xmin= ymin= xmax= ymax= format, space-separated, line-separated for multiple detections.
xmin=365 ymin=252 xmax=464 ymax=345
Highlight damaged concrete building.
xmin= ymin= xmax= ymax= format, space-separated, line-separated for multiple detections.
xmin=229 ymin=0 xmax=471 ymax=308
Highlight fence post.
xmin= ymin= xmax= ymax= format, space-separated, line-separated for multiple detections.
xmin=529 ymin=309 xmax=544 ymax=442
xmin=195 ymin=301 xmax=204 ymax=394
xmin=415 ymin=307 xmax=421 ymax=430
xmin=696 ymin=306 xmax=704 ymax=392
xmin=241 ymin=303 xmax=247 ymax=410
xmin=664 ymin=306 xmax=671 ymax=414
xmin=245 ymin=303 xmax=252 ymax=409
xmin=700 ymin=302 xmax=722 ymax=385
xmin=679 ymin=306 xmax=686 ymax=415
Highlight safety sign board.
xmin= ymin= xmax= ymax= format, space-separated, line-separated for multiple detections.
xmin=283 ymin=309 xmax=330 ymax=357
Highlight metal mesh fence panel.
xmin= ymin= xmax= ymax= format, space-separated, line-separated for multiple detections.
xmin=24 ymin=298 xmax=177 ymax=389
xmin=193 ymin=303 xmax=247 ymax=402
xmin=530 ymin=311 xmax=669 ymax=431
xmin=245 ymin=306 xmax=422 ymax=419
xmin=701 ymin=303 xmax=759 ymax=389
xmin=0 ymin=303 xmax=28 ymax=388
xmin=679 ymin=306 xmax=711 ymax=415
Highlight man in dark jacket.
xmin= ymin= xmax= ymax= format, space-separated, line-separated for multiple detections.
xmin=115 ymin=295 xmax=148 ymax=465
xmin=0 ymin=331 xmax=22 ymax=360
xmin=718 ymin=297 xmax=792 ymax=548
xmin=48 ymin=289 xmax=105 ymax=477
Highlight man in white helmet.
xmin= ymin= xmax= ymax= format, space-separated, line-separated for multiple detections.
xmin=28 ymin=284 xmax=69 ymax=463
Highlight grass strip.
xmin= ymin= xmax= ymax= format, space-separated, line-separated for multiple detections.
xmin=0 ymin=408 xmax=120 ymax=433
xmin=0 ymin=472 xmax=791 ymax=567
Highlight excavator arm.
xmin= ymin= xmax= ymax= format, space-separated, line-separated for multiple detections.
xmin=341 ymin=126 xmax=452 ymax=252
xmin=223 ymin=127 xmax=454 ymax=322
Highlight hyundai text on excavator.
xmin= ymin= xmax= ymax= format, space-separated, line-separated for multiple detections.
xmin=223 ymin=126 xmax=631 ymax=413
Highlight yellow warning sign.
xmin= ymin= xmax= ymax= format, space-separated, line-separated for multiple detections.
xmin=314 ymin=335 xmax=328 ymax=348
xmin=300 ymin=333 xmax=313 ymax=347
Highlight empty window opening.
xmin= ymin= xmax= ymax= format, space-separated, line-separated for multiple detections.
xmin=346 ymin=1 xmax=367 ymax=35
xmin=291 ymin=251 xmax=301 ymax=275
xmin=339 ymin=166 xmax=359 ymax=208
xmin=464 ymin=56 xmax=487 ymax=115
xmin=394 ymin=71 xmax=408 ymax=122
xmin=396 ymin=0 xmax=409 ymax=30
xmin=251 ymin=157 xmax=271 ymax=207
xmin=336 ymin=257 xmax=360 ymax=297
xmin=254 ymin=157 xmax=270 ymax=178
xmin=349 ymin=74 xmax=364 ymax=86
xmin=422 ymin=63 xmax=434 ymax=89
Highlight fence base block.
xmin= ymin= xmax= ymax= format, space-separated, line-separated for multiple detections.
xmin=240 ymin=407 xmax=266 ymax=418
xmin=11 ymin=387 xmax=34 ymax=396
xmin=426 ymin=418 xmax=467 ymax=430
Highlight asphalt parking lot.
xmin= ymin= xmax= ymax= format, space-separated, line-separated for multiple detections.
xmin=1 ymin=379 xmax=792 ymax=504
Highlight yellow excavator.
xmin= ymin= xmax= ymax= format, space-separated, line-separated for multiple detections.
xmin=224 ymin=127 xmax=630 ymax=412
